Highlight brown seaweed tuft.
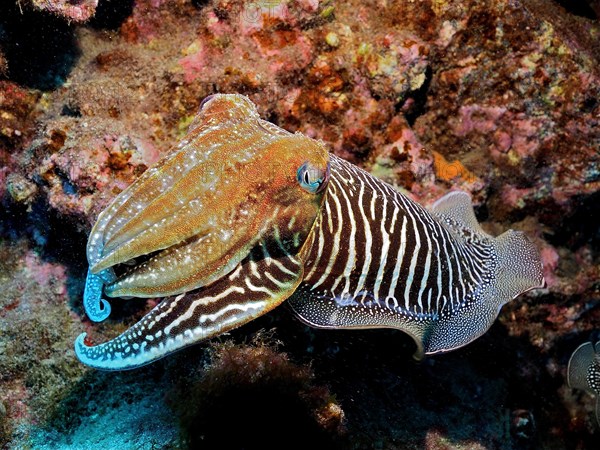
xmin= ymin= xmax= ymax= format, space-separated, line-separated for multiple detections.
xmin=170 ymin=332 xmax=345 ymax=449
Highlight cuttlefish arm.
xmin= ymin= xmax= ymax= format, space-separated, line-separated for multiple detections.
xmin=76 ymin=241 xmax=304 ymax=370
xmin=82 ymin=96 xmax=289 ymax=322
xmin=76 ymin=94 xmax=330 ymax=370
xmin=83 ymin=269 xmax=114 ymax=322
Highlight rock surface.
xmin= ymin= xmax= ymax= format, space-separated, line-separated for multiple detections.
xmin=0 ymin=0 xmax=598 ymax=448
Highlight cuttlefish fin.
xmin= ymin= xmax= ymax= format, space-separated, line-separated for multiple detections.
xmin=75 ymin=246 xmax=304 ymax=370
xmin=568 ymin=341 xmax=600 ymax=426
xmin=287 ymin=286 xmax=430 ymax=360
xmin=432 ymin=191 xmax=545 ymax=299
xmin=568 ymin=341 xmax=595 ymax=392
xmin=430 ymin=191 xmax=487 ymax=236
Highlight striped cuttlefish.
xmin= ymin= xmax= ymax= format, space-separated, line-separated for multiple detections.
xmin=75 ymin=94 xmax=545 ymax=370
xmin=568 ymin=339 xmax=600 ymax=426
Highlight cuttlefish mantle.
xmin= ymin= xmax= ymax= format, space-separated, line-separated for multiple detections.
xmin=568 ymin=339 xmax=600 ymax=426
xmin=75 ymin=94 xmax=545 ymax=370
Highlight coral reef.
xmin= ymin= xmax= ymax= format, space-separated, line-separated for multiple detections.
xmin=0 ymin=240 xmax=84 ymax=444
xmin=0 ymin=51 xmax=6 ymax=76
xmin=28 ymin=0 xmax=99 ymax=23
xmin=0 ymin=0 xmax=598 ymax=448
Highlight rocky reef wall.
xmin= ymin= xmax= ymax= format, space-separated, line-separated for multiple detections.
xmin=0 ymin=0 xmax=598 ymax=448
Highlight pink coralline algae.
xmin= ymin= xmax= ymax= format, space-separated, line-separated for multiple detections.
xmin=358 ymin=32 xmax=430 ymax=102
xmin=453 ymin=105 xmax=552 ymax=162
xmin=24 ymin=250 xmax=68 ymax=297
xmin=29 ymin=122 xmax=161 ymax=221
xmin=179 ymin=40 xmax=212 ymax=84
xmin=29 ymin=0 xmax=99 ymax=22
xmin=0 ymin=0 xmax=599 ymax=448
xmin=0 ymin=241 xmax=83 ymax=443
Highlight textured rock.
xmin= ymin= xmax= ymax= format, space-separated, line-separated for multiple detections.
xmin=0 ymin=0 xmax=598 ymax=448
xmin=28 ymin=0 xmax=99 ymax=22
xmin=0 ymin=51 xmax=6 ymax=75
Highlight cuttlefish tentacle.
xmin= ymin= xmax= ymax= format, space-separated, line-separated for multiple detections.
xmin=83 ymin=269 xmax=113 ymax=322
xmin=76 ymin=94 xmax=329 ymax=368
xmin=76 ymin=240 xmax=305 ymax=370
xmin=76 ymin=94 xmax=544 ymax=370
xmin=82 ymin=94 xmax=327 ymax=313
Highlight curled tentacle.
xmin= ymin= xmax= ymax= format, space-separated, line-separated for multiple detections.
xmin=83 ymin=269 xmax=112 ymax=322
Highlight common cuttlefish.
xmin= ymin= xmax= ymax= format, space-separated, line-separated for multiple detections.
xmin=568 ymin=339 xmax=600 ymax=426
xmin=75 ymin=94 xmax=545 ymax=370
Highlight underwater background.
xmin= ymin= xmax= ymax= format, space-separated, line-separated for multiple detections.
xmin=0 ymin=0 xmax=598 ymax=448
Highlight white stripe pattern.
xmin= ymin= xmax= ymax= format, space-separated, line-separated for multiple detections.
xmin=302 ymin=155 xmax=495 ymax=320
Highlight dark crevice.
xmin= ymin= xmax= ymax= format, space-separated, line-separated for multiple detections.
xmin=0 ymin=198 xmax=29 ymax=243
xmin=582 ymin=96 xmax=598 ymax=113
xmin=402 ymin=65 xmax=433 ymax=126
xmin=0 ymin=2 xmax=79 ymax=90
xmin=61 ymin=104 xmax=82 ymax=117
xmin=180 ymin=386 xmax=343 ymax=449
xmin=54 ymin=168 xmax=78 ymax=195
xmin=0 ymin=195 xmax=88 ymax=300
xmin=89 ymin=0 xmax=135 ymax=30
xmin=553 ymin=0 xmax=598 ymax=19
xmin=191 ymin=0 xmax=211 ymax=9
xmin=266 ymin=110 xmax=280 ymax=126
xmin=474 ymin=202 xmax=490 ymax=223
xmin=545 ymin=190 xmax=600 ymax=252
xmin=0 ymin=192 xmax=149 ymax=318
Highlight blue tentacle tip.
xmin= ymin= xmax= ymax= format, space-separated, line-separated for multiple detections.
xmin=84 ymin=269 xmax=111 ymax=322
xmin=74 ymin=333 xmax=89 ymax=360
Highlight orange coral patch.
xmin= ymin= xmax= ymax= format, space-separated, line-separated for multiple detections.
xmin=432 ymin=150 xmax=476 ymax=183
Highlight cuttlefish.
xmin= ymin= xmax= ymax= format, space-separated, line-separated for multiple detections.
xmin=568 ymin=339 xmax=600 ymax=426
xmin=75 ymin=94 xmax=545 ymax=370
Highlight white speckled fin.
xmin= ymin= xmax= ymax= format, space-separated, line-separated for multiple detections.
xmin=568 ymin=340 xmax=600 ymax=425
xmin=287 ymin=286 xmax=430 ymax=360
xmin=568 ymin=341 xmax=595 ymax=392
xmin=493 ymin=229 xmax=546 ymax=303
xmin=291 ymin=225 xmax=545 ymax=359
xmin=430 ymin=191 xmax=487 ymax=236
xmin=424 ymin=228 xmax=545 ymax=355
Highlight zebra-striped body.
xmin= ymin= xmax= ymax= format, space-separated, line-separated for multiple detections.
xmin=302 ymin=154 xmax=494 ymax=317
xmin=75 ymin=94 xmax=544 ymax=370
xmin=289 ymin=155 xmax=543 ymax=356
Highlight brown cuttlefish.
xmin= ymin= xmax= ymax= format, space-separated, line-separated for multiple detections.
xmin=75 ymin=94 xmax=545 ymax=370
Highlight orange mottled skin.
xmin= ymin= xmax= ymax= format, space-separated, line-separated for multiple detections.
xmin=89 ymin=94 xmax=329 ymax=297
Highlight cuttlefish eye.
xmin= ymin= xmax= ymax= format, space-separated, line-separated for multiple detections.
xmin=297 ymin=161 xmax=329 ymax=194
xmin=200 ymin=94 xmax=216 ymax=109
